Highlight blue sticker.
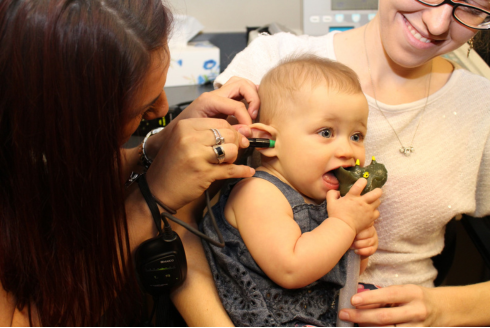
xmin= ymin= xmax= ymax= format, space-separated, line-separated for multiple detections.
xmin=177 ymin=59 xmax=183 ymax=67
xmin=203 ymin=59 xmax=216 ymax=70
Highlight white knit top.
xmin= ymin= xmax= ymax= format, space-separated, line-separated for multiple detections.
xmin=215 ymin=32 xmax=490 ymax=287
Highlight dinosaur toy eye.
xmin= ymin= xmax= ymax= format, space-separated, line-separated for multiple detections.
xmin=363 ymin=172 xmax=370 ymax=178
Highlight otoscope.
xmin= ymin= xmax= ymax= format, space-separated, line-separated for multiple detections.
xmin=247 ymin=138 xmax=275 ymax=148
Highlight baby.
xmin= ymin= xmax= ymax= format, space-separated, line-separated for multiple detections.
xmin=201 ymin=54 xmax=382 ymax=327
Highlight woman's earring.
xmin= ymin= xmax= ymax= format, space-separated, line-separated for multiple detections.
xmin=467 ymin=37 xmax=474 ymax=58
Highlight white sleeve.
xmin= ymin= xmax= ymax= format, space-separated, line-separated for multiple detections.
xmin=214 ymin=32 xmax=311 ymax=88
xmin=474 ymin=130 xmax=490 ymax=218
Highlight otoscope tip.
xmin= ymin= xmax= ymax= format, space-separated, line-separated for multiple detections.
xmin=247 ymin=138 xmax=275 ymax=148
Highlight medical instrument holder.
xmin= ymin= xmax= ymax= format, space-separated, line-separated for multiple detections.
xmin=336 ymin=249 xmax=360 ymax=327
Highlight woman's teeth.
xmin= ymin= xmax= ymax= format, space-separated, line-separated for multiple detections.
xmin=406 ymin=21 xmax=432 ymax=43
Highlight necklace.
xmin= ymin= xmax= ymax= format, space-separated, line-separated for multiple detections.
xmin=363 ymin=25 xmax=432 ymax=157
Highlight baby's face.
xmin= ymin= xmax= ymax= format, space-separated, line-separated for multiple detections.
xmin=272 ymin=87 xmax=368 ymax=204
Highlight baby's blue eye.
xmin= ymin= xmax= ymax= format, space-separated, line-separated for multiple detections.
xmin=351 ymin=133 xmax=363 ymax=142
xmin=319 ymin=129 xmax=332 ymax=138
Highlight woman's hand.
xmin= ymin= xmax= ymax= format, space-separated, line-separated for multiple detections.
xmin=143 ymin=77 xmax=261 ymax=211
xmin=176 ymin=76 xmax=260 ymax=126
xmin=144 ymin=76 xmax=259 ymax=158
xmin=146 ymin=117 xmax=255 ymax=211
xmin=338 ymin=284 xmax=439 ymax=326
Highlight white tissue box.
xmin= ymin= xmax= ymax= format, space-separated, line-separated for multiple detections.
xmin=166 ymin=41 xmax=220 ymax=87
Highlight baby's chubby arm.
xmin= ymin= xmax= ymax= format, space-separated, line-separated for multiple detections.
xmin=328 ymin=178 xmax=381 ymax=275
xmin=224 ymin=177 xmax=381 ymax=290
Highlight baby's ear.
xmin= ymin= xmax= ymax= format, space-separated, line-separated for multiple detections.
xmin=250 ymin=123 xmax=275 ymax=139
xmin=249 ymin=123 xmax=277 ymax=158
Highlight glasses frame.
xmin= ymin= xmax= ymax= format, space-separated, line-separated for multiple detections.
xmin=415 ymin=0 xmax=490 ymax=30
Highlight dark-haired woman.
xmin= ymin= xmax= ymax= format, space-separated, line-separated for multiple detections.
xmin=0 ymin=0 xmax=257 ymax=325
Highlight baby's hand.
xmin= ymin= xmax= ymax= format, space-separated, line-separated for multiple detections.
xmin=326 ymin=178 xmax=382 ymax=234
xmin=352 ymin=225 xmax=378 ymax=256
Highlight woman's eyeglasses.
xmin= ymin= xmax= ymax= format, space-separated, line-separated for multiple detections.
xmin=415 ymin=0 xmax=490 ymax=30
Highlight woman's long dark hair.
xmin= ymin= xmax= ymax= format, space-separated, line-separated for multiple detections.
xmin=0 ymin=0 xmax=172 ymax=325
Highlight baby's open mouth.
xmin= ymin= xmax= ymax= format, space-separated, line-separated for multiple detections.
xmin=322 ymin=170 xmax=340 ymax=190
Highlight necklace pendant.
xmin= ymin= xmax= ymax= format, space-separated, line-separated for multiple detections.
xmin=400 ymin=147 xmax=414 ymax=156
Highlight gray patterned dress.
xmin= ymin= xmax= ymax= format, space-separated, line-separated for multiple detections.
xmin=200 ymin=171 xmax=347 ymax=327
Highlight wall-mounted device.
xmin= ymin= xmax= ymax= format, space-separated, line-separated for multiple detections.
xmin=303 ymin=0 xmax=378 ymax=36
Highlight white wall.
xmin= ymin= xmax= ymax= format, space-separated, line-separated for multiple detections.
xmin=166 ymin=0 xmax=303 ymax=33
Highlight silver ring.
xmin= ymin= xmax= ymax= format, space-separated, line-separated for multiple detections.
xmin=210 ymin=128 xmax=225 ymax=145
xmin=212 ymin=145 xmax=226 ymax=164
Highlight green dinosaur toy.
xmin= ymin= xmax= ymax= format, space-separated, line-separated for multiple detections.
xmin=333 ymin=157 xmax=388 ymax=196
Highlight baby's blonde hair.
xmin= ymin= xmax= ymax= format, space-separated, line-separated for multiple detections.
xmin=258 ymin=54 xmax=362 ymax=124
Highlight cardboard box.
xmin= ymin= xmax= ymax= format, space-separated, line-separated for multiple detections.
xmin=166 ymin=41 xmax=220 ymax=87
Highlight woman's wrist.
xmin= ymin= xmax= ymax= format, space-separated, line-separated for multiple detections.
xmin=125 ymin=127 xmax=165 ymax=187
xmin=431 ymin=282 xmax=490 ymax=327
xmin=139 ymin=127 xmax=164 ymax=169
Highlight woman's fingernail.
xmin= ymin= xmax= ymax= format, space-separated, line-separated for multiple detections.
xmin=249 ymin=168 xmax=255 ymax=175
xmin=352 ymin=295 xmax=362 ymax=305
xmin=252 ymin=110 xmax=258 ymax=118
xmin=339 ymin=311 xmax=349 ymax=320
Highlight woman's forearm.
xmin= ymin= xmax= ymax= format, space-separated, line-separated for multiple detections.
xmin=433 ymin=281 xmax=490 ymax=326
xmin=169 ymin=197 xmax=234 ymax=327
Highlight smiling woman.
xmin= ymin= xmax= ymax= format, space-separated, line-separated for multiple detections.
xmin=214 ymin=0 xmax=490 ymax=325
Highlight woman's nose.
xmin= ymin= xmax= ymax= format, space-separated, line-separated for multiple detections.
xmin=422 ymin=4 xmax=454 ymax=36
xmin=145 ymin=91 xmax=169 ymax=120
